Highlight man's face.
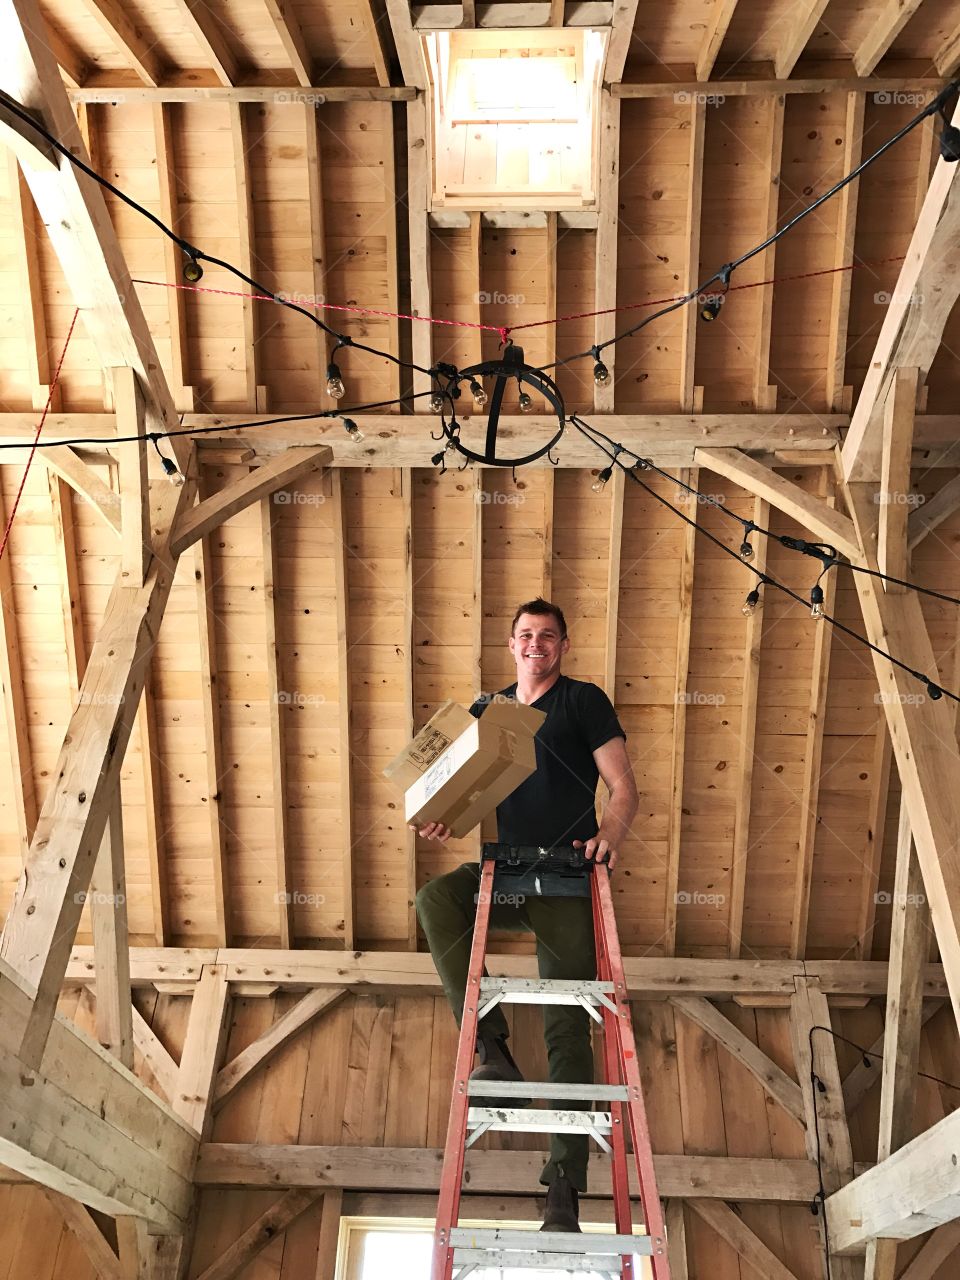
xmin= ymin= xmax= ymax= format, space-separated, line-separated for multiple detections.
xmin=508 ymin=612 xmax=569 ymax=681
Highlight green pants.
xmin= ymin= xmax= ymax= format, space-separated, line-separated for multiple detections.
xmin=415 ymin=861 xmax=596 ymax=1191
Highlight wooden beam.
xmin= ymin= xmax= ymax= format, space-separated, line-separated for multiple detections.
xmin=316 ymin=1190 xmax=343 ymax=1280
xmin=664 ymin=467 xmax=697 ymax=955
xmin=688 ymin=1199 xmax=800 ymax=1280
xmin=402 ymin=470 xmax=417 ymax=949
xmin=937 ymin=25 xmax=960 ymax=76
xmin=406 ymin=98 xmax=433 ymax=399
xmin=0 ymin=960 xmax=195 ymax=1230
xmin=679 ymin=100 xmax=705 ymax=412
xmin=865 ymin=811 xmax=930 ymax=1280
xmin=44 ymin=25 xmax=89 ymax=89
xmin=262 ymin=0 xmax=312 ymax=87
xmin=136 ymin=678 xmax=171 ymax=946
xmin=791 ymin=977 xmax=860 ymax=1280
xmin=80 ymin=0 xmax=165 ymax=86
xmin=197 ymin=1145 xmax=821 ymax=1201
xmin=773 ymin=0 xmax=831 ymax=78
xmin=753 ymin=93 xmax=785 ymax=410
xmin=791 ymin=490 xmax=838 ymax=958
xmin=899 ymin=1222 xmax=960 ymax=1280
xmin=194 ymin=1190 xmax=321 ymax=1280
xmin=826 ymin=1107 xmax=960 ymax=1251
xmin=854 ymin=0 xmax=924 ymax=76
xmin=174 ymin=965 xmax=230 ymax=1135
xmin=358 ymin=0 xmax=392 ymax=86
xmin=604 ymin=0 xmax=641 ymax=83
xmin=671 ymin=996 xmax=806 ymax=1125
xmin=37 ymin=447 xmax=121 ymax=535
xmin=594 ymin=89 xmax=619 ymax=410
xmin=728 ymin=495 xmax=768 ymax=958
xmin=131 ymin=1004 xmax=179 ymax=1105
xmin=69 ymin=83 xmax=415 ymax=103
xmin=48 ymin=473 xmax=85 ymax=693
xmin=329 ymin=471 xmax=355 ymax=949
xmin=857 ymin=716 xmax=893 ymax=959
xmin=214 ymin=988 xmax=348 ymax=1110
xmin=230 ymin=103 xmax=259 ymax=409
xmin=173 ymin=0 xmax=239 ymax=86
xmin=44 ymin=1189 xmax=122 ymax=1280
xmin=696 ymin=446 xmax=861 ymax=560
xmin=0 ymin=483 xmax=38 ymax=864
xmin=170 ymin=447 xmax=332 ymax=557
xmin=614 ymin=74 xmax=951 ymax=100
xmin=89 ymin=801 xmax=133 ymax=1069
xmin=113 ymin=367 xmax=150 ymax=588
xmin=826 ymin=92 xmax=864 ymax=413
xmin=908 ymin=470 xmax=960 ymax=550
xmin=261 ymin=494 xmax=293 ymax=947
xmin=7 ymin=151 xmax=54 ymax=408
xmin=665 ymin=1200 xmax=689 ymax=1280
xmin=878 ymin=366 xmax=919 ymax=588
xmin=602 ymin=465 xmax=624 ymax=698
xmin=0 ymin=88 xmax=61 ymax=170
xmin=152 ymin=104 xmax=194 ymax=413
xmin=695 ymin=0 xmax=738 ymax=80
xmin=303 ymin=103 xmax=333 ymax=408
xmin=841 ymin=101 xmax=960 ymax=482
xmin=842 ymin=1003 xmax=939 ymax=1114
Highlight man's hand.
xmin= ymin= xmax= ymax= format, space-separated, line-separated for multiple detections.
xmin=573 ymin=835 xmax=618 ymax=870
xmin=411 ymin=821 xmax=452 ymax=843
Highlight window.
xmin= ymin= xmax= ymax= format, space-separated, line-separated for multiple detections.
xmin=337 ymin=1216 xmax=653 ymax=1279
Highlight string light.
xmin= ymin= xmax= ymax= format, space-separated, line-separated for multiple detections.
xmin=810 ymin=584 xmax=825 ymax=619
xmin=739 ymin=533 xmax=755 ymax=560
xmin=938 ymin=102 xmax=960 ymax=162
xmin=518 ymin=390 xmax=534 ymax=414
xmin=469 ymin=378 xmax=488 ymax=408
xmin=150 ymin=434 xmax=184 ymax=486
xmin=742 ymin=587 xmax=761 ymax=617
xmin=592 ymin=466 xmax=613 ymax=493
xmin=182 ymin=256 xmax=203 ymax=284
xmin=593 ymin=360 xmax=610 ymax=386
xmin=343 ymin=417 xmax=364 ymax=443
xmin=430 ymin=390 xmax=445 ymax=413
xmin=927 ymin=680 xmax=944 ymax=700
xmin=326 ymin=360 xmax=346 ymax=399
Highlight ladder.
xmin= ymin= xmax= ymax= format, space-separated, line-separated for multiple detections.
xmin=431 ymin=844 xmax=671 ymax=1280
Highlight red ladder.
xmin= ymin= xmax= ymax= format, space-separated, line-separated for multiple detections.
xmin=431 ymin=848 xmax=671 ymax=1279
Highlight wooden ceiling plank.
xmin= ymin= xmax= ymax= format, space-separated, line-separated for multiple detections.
xmin=0 ymin=484 xmax=38 ymax=865
xmin=864 ymin=813 xmax=931 ymax=1280
xmin=604 ymin=0 xmax=640 ymax=83
xmin=7 ymin=153 xmax=54 ymax=409
xmin=42 ymin=1188 xmax=123 ymax=1280
xmin=79 ymin=0 xmax=166 ymax=87
xmin=261 ymin=495 xmax=293 ymax=948
xmin=842 ymin=1002 xmax=940 ymax=1112
xmin=113 ymin=367 xmax=150 ymax=589
xmin=170 ymin=447 xmax=332 ymax=556
xmin=152 ymin=104 xmax=195 ymax=413
xmin=899 ymin=1221 xmax=960 ymax=1280
xmin=88 ymin=800 xmax=133 ymax=1069
xmin=602 ymin=464 xmax=624 ymax=699
xmin=671 ymin=996 xmax=806 ymax=1124
xmin=173 ymin=0 xmax=240 ymax=87
xmin=193 ymin=503 xmax=230 ymax=948
xmin=5 ymin=0 xmax=186 ymax=471
xmin=728 ymin=495 xmax=768 ymax=959
xmin=262 ymin=0 xmax=312 ymax=87
xmin=594 ymin=90 xmax=619 ymax=411
xmin=695 ymin=0 xmax=738 ymax=81
xmin=174 ymin=964 xmax=230 ymax=1135
xmin=773 ymin=0 xmax=831 ymax=79
xmin=826 ymin=92 xmax=865 ymax=413
xmin=36 ymin=448 xmax=121 ymax=536
xmin=664 ymin=467 xmax=697 ymax=956
xmin=841 ymin=99 xmax=960 ymax=483
xmin=214 ymin=987 xmax=349 ymax=1109
xmin=687 ymin=1199 xmax=800 ymax=1280
xmin=330 ymin=471 xmax=356 ymax=950
xmin=230 ymin=103 xmax=259 ymax=410
xmin=790 ymin=487 xmax=839 ymax=959
xmin=42 ymin=25 xmax=88 ymax=89
xmin=679 ymin=100 xmax=705 ymax=412
xmin=791 ymin=977 xmax=860 ymax=1280
xmin=753 ymin=93 xmax=784 ymax=410
xmin=856 ymin=714 xmax=893 ymax=959
xmin=855 ymin=0 xmax=924 ymax=77
xmin=303 ymin=104 xmax=333 ymax=405
xmin=194 ymin=1189 xmax=321 ymax=1280
xmin=878 ymin=366 xmax=919 ymax=589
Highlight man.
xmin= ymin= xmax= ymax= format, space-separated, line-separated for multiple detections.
xmin=414 ymin=597 xmax=638 ymax=1233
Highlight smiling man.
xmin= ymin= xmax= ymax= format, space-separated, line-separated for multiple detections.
xmin=414 ymin=597 xmax=638 ymax=1232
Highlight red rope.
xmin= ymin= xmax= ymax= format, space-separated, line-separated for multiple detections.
xmin=0 ymin=308 xmax=80 ymax=564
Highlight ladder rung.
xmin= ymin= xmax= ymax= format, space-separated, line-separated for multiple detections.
xmin=467 ymin=1107 xmax=612 ymax=1135
xmin=479 ymin=977 xmax=617 ymax=1003
xmin=450 ymin=1228 xmax=654 ymax=1255
xmin=452 ymin=1248 xmax=633 ymax=1274
xmin=468 ymin=1079 xmax=629 ymax=1102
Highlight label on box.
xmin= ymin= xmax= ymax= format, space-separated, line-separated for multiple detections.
xmin=421 ymin=752 xmax=454 ymax=801
xmin=410 ymin=727 xmax=454 ymax=770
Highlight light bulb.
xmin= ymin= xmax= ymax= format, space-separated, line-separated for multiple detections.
xmin=593 ymin=360 xmax=610 ymax=387
xmin=927 ymin=680 xmax=944 ymax=700
xmin=431 ymin=450 xmax=445 ymax=467
xmin=469 ymin=379 xmax=488 ymax=408
xmin=742 ymin=588 xmax=760 ymax=617
xmin=700 ymin=296 xmax=722 ymax=322
xmin=518 ymin=391 xmax=533 ymax=414
xmin=160 ymin=455 xmax=184 ymax=486
xmin=429 ymin=391 xmax=444 ymax=413
xmin=810 ymin=584 xmax=824 ymax=620
xmin=182 ymin=257 xmax=203 ymax=284
xmin=740 ymin=539 xmax=754 ymax=561
xmin=592 ymin=467 xmax=612 ymax=494
xmin=326 ymin=362 xmax=345 ymax=399
xmin=343 ymin=418 xmax=364 ymax=444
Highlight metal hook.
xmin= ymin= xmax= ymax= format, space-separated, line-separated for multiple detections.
xmin=547 ymin=447 xmax=559 ymax=466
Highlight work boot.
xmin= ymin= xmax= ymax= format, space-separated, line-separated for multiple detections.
xmin=540 ymin=1175 xmax=581 ymax=1233
xmin=468 ymin=1033 xmax=529 ymax=1109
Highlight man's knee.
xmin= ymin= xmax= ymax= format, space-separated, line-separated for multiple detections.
xmin=415 ymin=865 xmax=476 ymax=926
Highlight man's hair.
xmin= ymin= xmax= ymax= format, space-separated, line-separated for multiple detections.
xmin=510 ymin=598 xmax=568 ymax=640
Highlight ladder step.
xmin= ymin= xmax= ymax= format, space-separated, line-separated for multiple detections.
xmin=453 ymin=1248 xmax=621 ymax=1274
xmin=468 ymin=1080 xmax=629 ymax=1102
xmin=479 ymin=977 xmax=617 ymax=1005
xmin=467 ymin=1107 xmax=612 ymax=1135
xmin=450 ymin=1228 xmax=653 ymax=1256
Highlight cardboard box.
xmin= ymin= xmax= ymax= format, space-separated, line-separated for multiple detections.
xmin=383 ymin=698 xmax=546 ymax=838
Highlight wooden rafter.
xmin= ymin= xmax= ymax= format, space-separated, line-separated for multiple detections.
xmin=194 ymin=1189 xmax=321 ymax=1280
xmin=37 ymin=447 xmax=121 ymax=535
xmin=303 ymin=103 xmax=333 ymax=407
xmin=937 ymin=25 xmax=960 ymax=77
xmin=262 ymin=0 xmax=313 ymax=87
xmin=602 ymin=465 xmax=624 ymax=698
xmin=688 ymin=1199 xmax=800 ymax=1280
xmin=773 ymin=0 xmax=830 ymax=79
xmin=357 ymin=0 xmax=391 ymax=86
xmin=89 ymin=801 xmax=133 ymax=1068
xmin=80 ymin=0 xmax=165 ymax=87
xmin=173 ymin=0 xmax=239 ymax=86
xmin=728 ymin=496 xmax=768 ymax=958
xmin=402 ymin=470 xmax=417 ymax=949
xmin=878 ymin=366 xmax=918 ymax=587
xmin=175 ymin=964 xmax=230 ymax=1135
xmin=664 ymin=467 xmax=697 ymax=955
xmin=908 ymin=468 xmax=960 ymax=550
xmin=594 ymin=89 xmax=619 ymax=411
xmin=47 ymin=472 xmax=84 ymax=691
xmin=230 ymin=102 xmax=260 ymax=409
xmin=43 ymin=1189 xmax=122 ymax=1280
xmin=665 ymin=1200 xmax=688 ymax=1279
xmin=753 ymin=93 xmax=784 ymax=410
xmin=114 ymin=366 xmax=150 ymax=588
xmin=137 ymin=677 xmax=171 ymax=947
xmin=43 ymin=24 xmax=88 ymax=88
xmin=317 ymin=1190 xmax=343 ymax=1279
xmin=152 ymin=103 xmax=195 ymax=413
xmin=261 ymin=494 xmax=293 ymax=946
xmin=679 ymin=100 xmax=705 ymax=413
xmin=131 ymin=1003 xmax=179 ymax=1105
xmin=841 ymin=1002 xmax=939 ymax=1114
xmin=68 ymin=84 xmax=414 ymax=103
xmin=900 ymin=1222 xmax=960 ymax=1279
xmin=825 ymin=92 xmax=864 ymax=413
xmin=696 ymin=0 xmax=738 ymax=81
xmin=6 ymin=151 xmax=53 ymax=409
xmin=856 ymin=717 xmax=893 ymax=958
xmin=331 ymin=471 xmax=356 ymax=949
xmin=854 ymin=0 xmax=924 ymax=76
xmin=0 ymin=483 xmax=37 ymax=865
xmin=604 ymin=0 xmax=640 ymax=83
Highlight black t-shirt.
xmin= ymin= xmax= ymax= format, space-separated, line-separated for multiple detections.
xmin=469 ymin=675 xmax=626 ymax=846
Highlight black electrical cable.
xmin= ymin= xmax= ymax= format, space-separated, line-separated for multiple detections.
xmin=569 ymin=416 xmax=960 ymax=704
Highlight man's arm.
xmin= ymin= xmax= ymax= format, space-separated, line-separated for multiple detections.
xmin=574 ymin=735 xmax=638 ymax=869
